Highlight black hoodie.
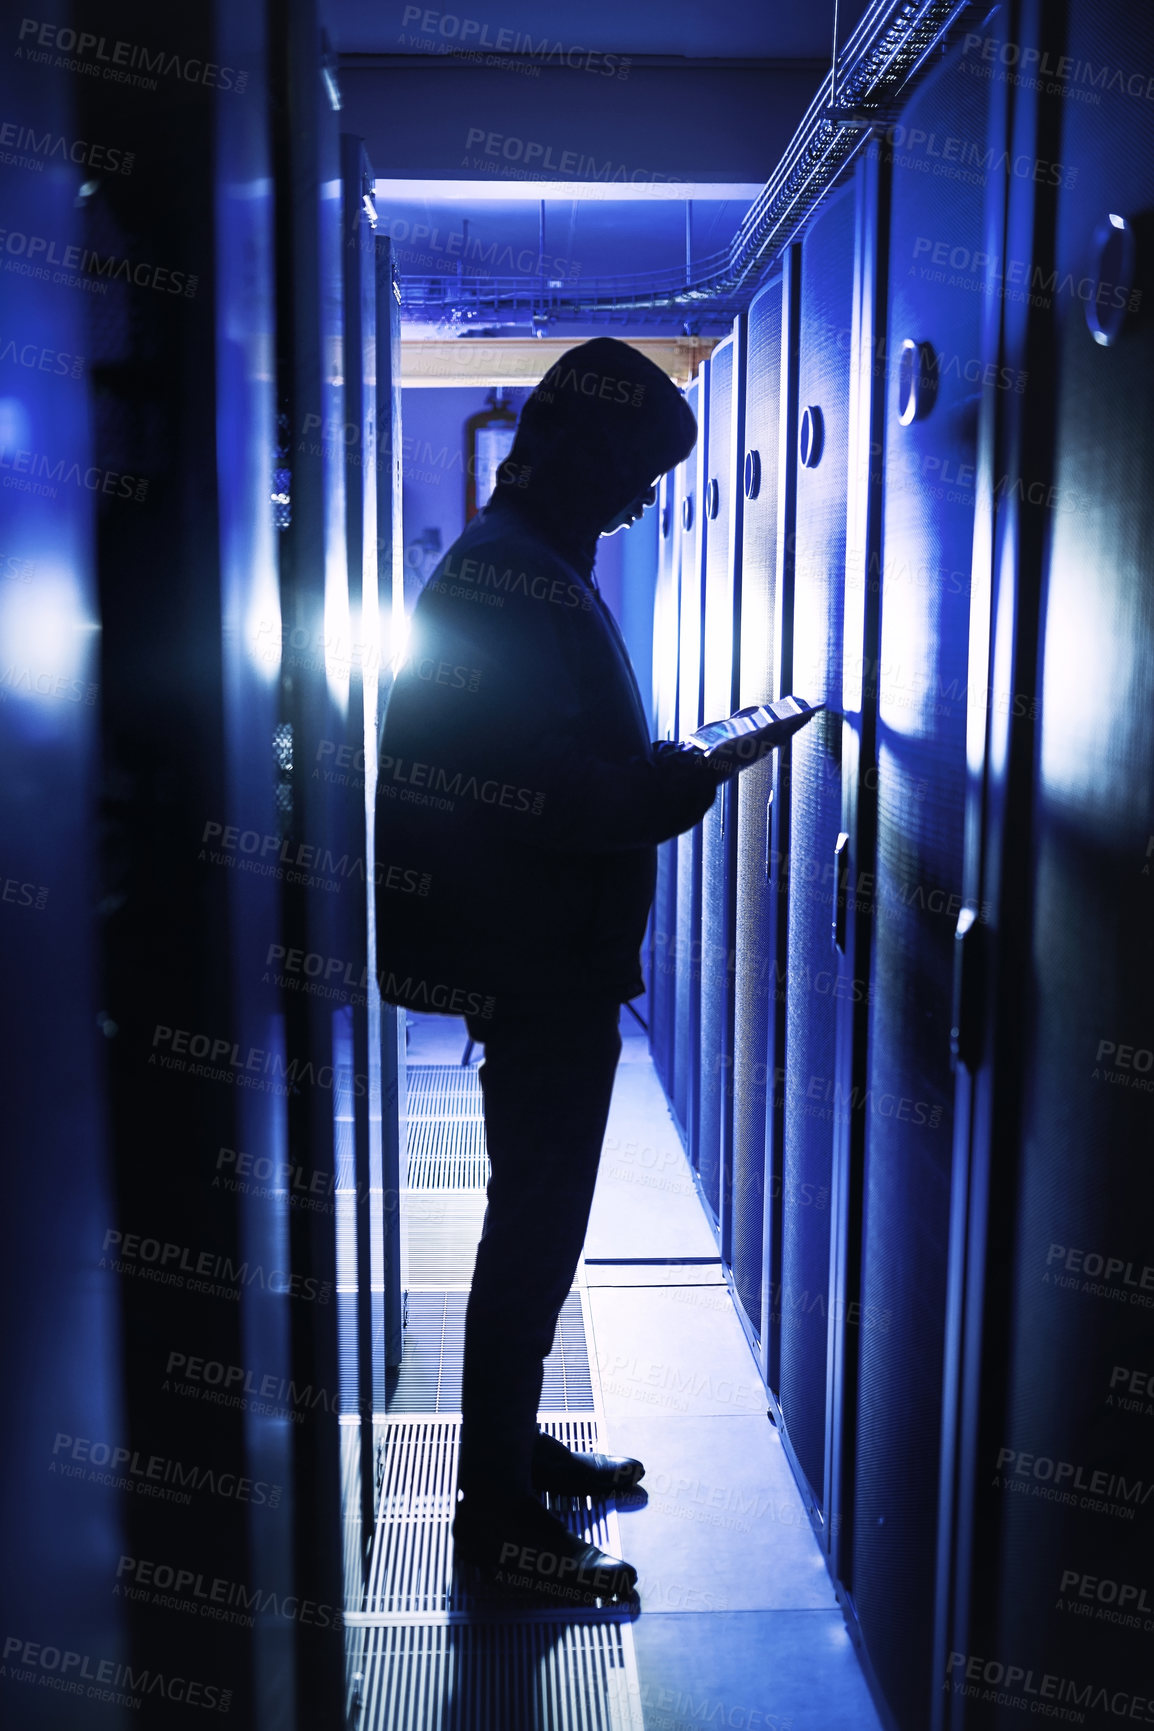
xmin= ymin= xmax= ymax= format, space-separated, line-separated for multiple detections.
xmin=374 ymin=338 xmax=717 ymax=1018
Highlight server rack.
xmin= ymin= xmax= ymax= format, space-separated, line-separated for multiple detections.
xmin=762 ymin=250 xmax=805 ymax=1401
xmin=273 ymin=0 xmax=358 ymax=1712
xmin=837 ymin=35 xmax=992 ymax=1731
xmin=35 ymin=0 xmax=312 ymax=1723
xmin=373 ymin=236 xmax=408 ymax=1386
xmin=651 ymin=9 xmax=1154 ymax=1731
xmin=939 ymin=2 xmax=1154 ymax=1727
xmin=731 ymin=273 xmax=789 ymax=1376
xmin=697 ymin=334 xmax=741 ymax=1233
xmin=0 ymin=15 xmax=128 ymax=1712
xmin=338 ymin=135 xmax=401 ymax=1592
xmin=649 ymin=466 xmax=683 ymax=1098
xmin=671 ymin=374 xmax=707 ymax=1146
xmin=777 ymin=180 xmax=857 ymax=1525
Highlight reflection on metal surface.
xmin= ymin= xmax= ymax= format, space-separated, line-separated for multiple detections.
xmin=0 ymin=561 xmax=97 ymax=720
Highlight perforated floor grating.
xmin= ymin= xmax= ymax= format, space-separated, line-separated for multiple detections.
xmin=363 ymin=1416 xmax=621 ymax=1619
xmin=350 ymin=1616 xmax=645 ymax=1731
xmin=406 ymin=1064 xmax=484 ymax=1116
xmin=406 ymin=1118 xmax=490 ymax=1191
xmin=404 ymin=1194 xmax=489 ymax=1287
xmin=385 ymin=1290 xmax=594 ymax=1415
xmin=350 ymin=1062 xmax=645 ymax=1729
xmin=406 ymin=1065 xmax=490 ymax=1191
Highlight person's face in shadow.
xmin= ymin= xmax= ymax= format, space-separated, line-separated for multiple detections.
xmin=600 ymin=480 xmax=659 ymax=536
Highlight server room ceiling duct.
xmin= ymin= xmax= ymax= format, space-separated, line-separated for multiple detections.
xmin=390 ymin=0 xmax=986 ymax=329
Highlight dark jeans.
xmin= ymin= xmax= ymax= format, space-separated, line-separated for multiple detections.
xmin=457 ymin=995 xmax=623 ymax=1499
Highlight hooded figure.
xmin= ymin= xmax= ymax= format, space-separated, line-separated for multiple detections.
xmin=375 ymin=337 xmax=716 ymax=1017
xmin=374 ymin=338 xmax=722 ymax=1604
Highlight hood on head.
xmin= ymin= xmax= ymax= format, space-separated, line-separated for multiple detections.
xmin=490 ymin=338 xmax=698 ymax=551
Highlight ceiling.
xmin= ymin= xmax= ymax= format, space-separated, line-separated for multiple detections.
xmin=327 ymin=0 xmax=872 ymax=62
xmin=328 ymin=0 xmax=876 ymax=331
xmin=371 ymin=186 xmax=760 ymax=282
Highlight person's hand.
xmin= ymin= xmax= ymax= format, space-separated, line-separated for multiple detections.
xmin=646 ymin=742 xmax=725 ymax=837
xmin=653 ymin=740 xmax=735 ymax=786
xmin=702 ymin=752 xmax=739 ymax=786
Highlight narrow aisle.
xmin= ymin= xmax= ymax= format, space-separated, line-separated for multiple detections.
xmin=349 ymin=1012 xmax=883 ymax=1730
xmin=587 ymin=1033 xmax=884 ymax=1731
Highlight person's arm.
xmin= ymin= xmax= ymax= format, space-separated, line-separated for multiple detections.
xmin=510 ymin=725 xmax=720 ymax=852
xmin=386 ymin=576 xmax=719 ymax=853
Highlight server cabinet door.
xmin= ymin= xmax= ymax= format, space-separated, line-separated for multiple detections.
xmin=650 ymin=468 xmax=682 ymax=1097
xmin=338 ymin=131 xmax=390 ymax=1590
xmin=733 ymin=277 xmax=786 ymax=1362
xmin=961 ymin=1 xmax=1154 ymax=1721
xmin=274 ymin=3 xmax=350 ymax=1712
xmin=653 ymin=467 xmax=681 ymax=745
xmin=374 ymin=235 xmax=408 ymax=1381
xmin=0 ymin=32 xmax=129 ymax=1713
xmin=672 ymin=374 xmax=706 ymax=1145
xmin=849 ymin=40 xmax=991 ymax=1731
xmin=779 ymin=183 xmax=855 ymax=1515
xmin=698 ymin=336 xmax=740 ymax=1230
xmin=58 ymin=1 xmax=302 ymax=1722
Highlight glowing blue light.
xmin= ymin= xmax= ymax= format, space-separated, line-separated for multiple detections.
xmin=0 ymin=561 xmax=99 ymax=707
xmin=0 ymin=396 xmax=32 ymax=457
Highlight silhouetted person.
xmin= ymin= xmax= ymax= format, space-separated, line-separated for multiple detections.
xmin=375 ymin=337 xmax=721 ymax=1602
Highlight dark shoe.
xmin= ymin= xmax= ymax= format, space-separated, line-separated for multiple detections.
xmin=452 ymin=1490 xmax=637 ymax=1602
xmin=531 ymin=1429 xmax=645 ymax=1498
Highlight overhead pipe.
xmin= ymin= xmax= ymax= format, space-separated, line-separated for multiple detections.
xmin=399 ymin=0 xmax=986 ymax=327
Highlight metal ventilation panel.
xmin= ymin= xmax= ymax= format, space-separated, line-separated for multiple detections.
xmin=406 ymin=1120 xmax=490 ymax=1191
xmin=406 ymin=1064 xmax=484 ymax=1118
xmin=363 ymin=1416 xmax=622 ymax=1619
xmin=351 ymin=1616 xmax=645 ymax=1731
xmin=343 ymin=1419 xmax=366 ymax=1612
xmin=386 ymin=1291 xmax=594 ymax=1415
xmin=406 ymin=1065 xmax=490 ymax=1191
xmin=363 ymin=1084 xmax=644 ymax=1727
xmin=404 ymin=1195 xmax=488 ymax=1287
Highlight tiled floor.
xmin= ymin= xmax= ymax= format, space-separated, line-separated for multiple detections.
xmin=378 ymin=1008 xmax=884 ymax=1731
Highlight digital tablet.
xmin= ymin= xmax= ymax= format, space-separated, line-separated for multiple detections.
xmin=679 ymin=696 xmax=824 ymax=770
